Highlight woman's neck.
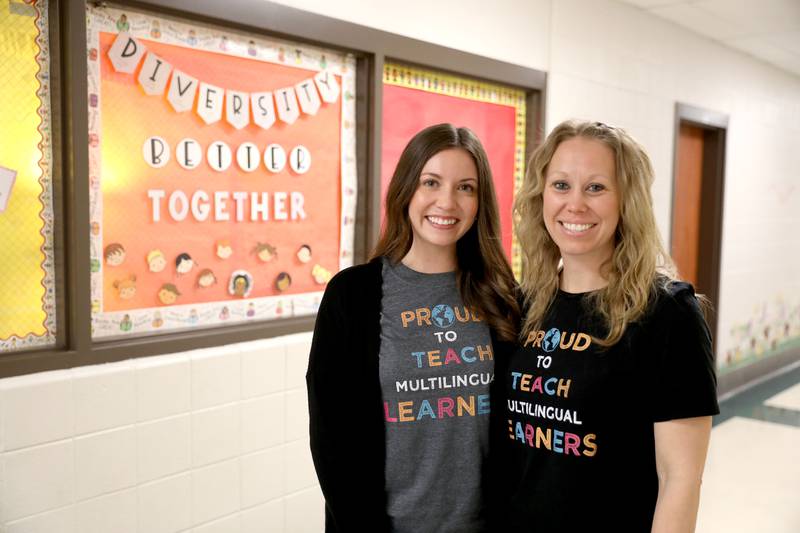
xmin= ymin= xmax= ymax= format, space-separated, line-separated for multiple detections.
xmin=559 ymin=256 xmax=609 ymax=293
xmin=401 ymin=242 xmax=457 ymax=273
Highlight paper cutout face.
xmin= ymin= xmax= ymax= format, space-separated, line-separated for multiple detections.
xmin=197 ymin=269 xmax=217 ymax=288
xmin=147 ymin=249 xmax=167 ymax=273
xmin=216 ymin=241 xmax=233 ymax=259
xmin=219 ymin=306 xmax=230 ymax=320
xmin=312 ymin=264 xmax=332 ymax=285
xmin=296 ymin=245 xmax=312 ymax=263
xmin=104 ymin=243 xmax=126 ymax=266
xmin=113 ymin=275 xmax=137 ymax=300
xmin=175 ymin=253 xmax=195 ymax=274
xmin=254 ymin=243 xmax=277 ymax=263
xmin=229 ymin=270 xmax=253 ymax=298
xmin=158 ymin=283 xmax=181 ymax=305
xmin=152 ymin=311 xmax=163 ymax=328
xmin=275 ymin=272 xmax=292 ymax=292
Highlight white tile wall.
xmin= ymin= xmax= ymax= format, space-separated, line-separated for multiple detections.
xmin=73 ymin=361 xmax=137 ymax=436
xmin=1 ymin=440 xmax=74 ymax=522
xmin=192 ymin=404 xmax=241 ymax=467
xmin=191 ymin=459 xmax=241 ymax=526
xmin=137 ymin=473 xmax=192 ymax=533
xmin=0 ymin=334 xmax=320 ymax=533
xmin=0 ymin=371 xmax=73 ymax=452
xmin=74 ymin=426 xmax=137 ymax=501
xmin=72 ymin=489 xmax=137 ymax=533
xmin=137 ymin=414 xmax=191 ymax=483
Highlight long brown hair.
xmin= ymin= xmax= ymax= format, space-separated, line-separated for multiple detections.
xmin=371 ymin=123 xmax=519 ymax=341
xmin=515 ymin=119 xmax=677 ymax=346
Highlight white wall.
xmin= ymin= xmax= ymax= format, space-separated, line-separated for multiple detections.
xmin=2 ymin=1 xmax=799 ymax=531
xmin=0 ymin=334 xmax=320 ymax=533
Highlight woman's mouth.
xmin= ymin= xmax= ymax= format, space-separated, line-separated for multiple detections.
xmin=426 ymin=215 xmax=458 ymax=228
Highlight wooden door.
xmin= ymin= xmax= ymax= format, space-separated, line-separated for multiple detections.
xmin=672 ymin=124 xmax=704 ymax=287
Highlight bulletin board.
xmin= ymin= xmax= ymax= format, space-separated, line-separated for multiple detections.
xmin=86 ymin=4 xmax=357 ymax=339
xmin=0 ymin=0 xmax=56 ymax=353
xmin=382 ymin=62 xmax=526 ymax=277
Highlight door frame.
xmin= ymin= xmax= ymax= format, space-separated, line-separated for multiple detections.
xmin=670 ymin=103 xmax=728 ymax=359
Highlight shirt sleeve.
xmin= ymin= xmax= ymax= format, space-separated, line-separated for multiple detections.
xmin=305 ymin=269 xmax=391 ymax=532
xmin=649 ymin=284 xmax=720 ymax=422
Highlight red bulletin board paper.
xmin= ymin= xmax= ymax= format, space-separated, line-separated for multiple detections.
xmin=381 ymin=84 xmax=517 ymax=258
xmin=98 ymin=32 xmax=342 ymax=312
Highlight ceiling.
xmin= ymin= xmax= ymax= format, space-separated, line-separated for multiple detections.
xmin=616 ymin=0 xmax=800 ymax=77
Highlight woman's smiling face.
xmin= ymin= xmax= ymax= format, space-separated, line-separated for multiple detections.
xmin=543 ymin=136 xmax=620 ymax=267
xmin=406 ymin=148 xmax=479 ymax=259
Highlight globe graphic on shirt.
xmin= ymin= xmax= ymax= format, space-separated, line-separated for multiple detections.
xmin=431 ymin=304 xmax=456 ymax=328
xmin=542 ymin=328 xmax=561 ymax=352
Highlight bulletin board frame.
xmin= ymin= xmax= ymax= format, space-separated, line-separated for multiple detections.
xmin=381 ymin=62 xmax=529 ymax=278
xmin=0 ymin=0 xmax=546 ymax=378
xmin=84 ymin=3 xmax=358 ymax=340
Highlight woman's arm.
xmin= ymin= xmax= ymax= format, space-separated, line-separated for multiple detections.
xmin=651 ymin=416 xmax=712 ymax=533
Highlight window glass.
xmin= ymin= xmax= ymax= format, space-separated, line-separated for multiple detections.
xmin=0 ymin=0 xmax=56 ymax=352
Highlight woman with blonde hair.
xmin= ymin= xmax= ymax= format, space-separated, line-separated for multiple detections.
xmin=493 ymin=120 xmax=719 ymax=531
xmin=308 ymin=123 xmax=519 ymax=532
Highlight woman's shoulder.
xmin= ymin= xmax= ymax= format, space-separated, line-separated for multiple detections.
xmin=648 ymin=278 xmax=706 ymax=325
xmin=327 ymin=258 xmax=382 ymax=287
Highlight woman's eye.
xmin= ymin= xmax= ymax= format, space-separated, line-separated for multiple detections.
xmin=552 ymin=181 xmax=569 ymax=191
xmin=587 ymin=183 xmax=606 ymax=193
xmin=459 ymin=183 xmax=475 ymax=192
xmin=421 ymin=179 xmax=438 ymax=187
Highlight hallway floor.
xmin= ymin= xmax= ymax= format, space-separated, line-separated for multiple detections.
xmin=697 ymin=362 xmax=800 ymax=533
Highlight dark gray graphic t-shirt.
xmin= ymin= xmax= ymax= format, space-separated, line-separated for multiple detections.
xmin=379 ymin=258 xmax=493 ymax=533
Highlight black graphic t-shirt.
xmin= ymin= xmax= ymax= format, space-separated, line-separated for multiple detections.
xmin=496 ymin=282 xmax=719 ymax=531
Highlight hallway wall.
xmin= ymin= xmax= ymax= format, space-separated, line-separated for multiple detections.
xmin=1 ymin=1 xmax=798 ymax=531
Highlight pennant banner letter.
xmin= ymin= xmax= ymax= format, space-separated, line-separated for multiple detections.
xmin=226 ymin=90 xmax=250 ymax=130
xmin=251 ymin=91 xmax=276 ymax=130
xmin=197 ymin=82 xmax=224 ymax=124
xmin=295 ymin=79 xmax=321 ymax=116
xmin=274 ymin=87 xmax=300 ymax=125
xmin=138 ymin=53 xmax=172 ymax=96
xmin=108 ymin=32 xmax=146 ymax=74
xmin=314 ymin=70 xmax=340 ymax=103
xmin=167 ymin=70 xmax=199 ymax=113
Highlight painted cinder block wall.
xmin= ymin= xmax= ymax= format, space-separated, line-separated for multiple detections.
xmin=2 ymin=1 xmax=799 ymax=531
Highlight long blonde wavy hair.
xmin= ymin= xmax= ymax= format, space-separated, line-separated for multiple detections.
xmin=515 ymin=120 xmax=676 ymax=346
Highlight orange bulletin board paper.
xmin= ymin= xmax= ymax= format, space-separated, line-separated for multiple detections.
xmin=88 ymin=5 xmax=357 ymax=338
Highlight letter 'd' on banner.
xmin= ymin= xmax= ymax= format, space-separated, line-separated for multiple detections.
xmin=167 ymin=70 xmax=198 ymax=112
xmin=295 ymin=79 xmax=321 ymax=115
xmin=274 ymin=87 xmax=300 ymax=124
xmin=138 ymin=53 xmax=172 ymax=96
xmin=108 ymin=32 xmax=145 ymax=73
xmin=226 ymin=90 xmax=250 ymax=130
xmin=314 ymin=70 xmax=340 ymax=103
xmin=251 ymin=92 xmax=276 ymax=130
xmin=197 ymin=82 xmax=224 ymax=124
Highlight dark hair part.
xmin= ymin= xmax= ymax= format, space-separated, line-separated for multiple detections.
xmin=370 ymin=123 xmax=519 ymax=341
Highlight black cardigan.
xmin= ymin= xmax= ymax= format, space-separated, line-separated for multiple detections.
xmin=306 ymin=259 xmax=390 ymax=532
xmin=306 ymin=258 xmax=512 ymax=532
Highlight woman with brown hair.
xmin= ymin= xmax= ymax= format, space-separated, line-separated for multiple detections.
xmin=307 ymin=123 xmax=519 ymax=532
xmin=494 ymin=119 xmax=719 ymax=531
